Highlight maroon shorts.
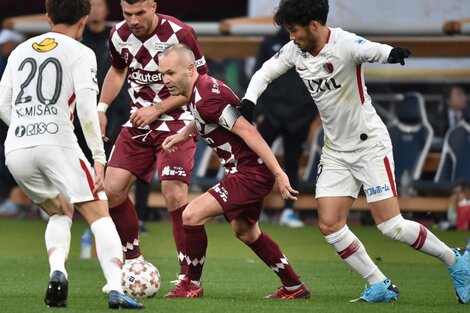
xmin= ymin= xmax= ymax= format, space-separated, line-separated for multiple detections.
xmin=208 ymin=164 xmax=275 ymax=224
xmin=108 ymin=127 xmax=196 ymax=184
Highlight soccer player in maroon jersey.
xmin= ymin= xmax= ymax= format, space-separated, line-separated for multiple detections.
xmin=159 ymin=44 xmax=310 ymax=299
xmin=97 ymin=0 xmax=208 ymax=288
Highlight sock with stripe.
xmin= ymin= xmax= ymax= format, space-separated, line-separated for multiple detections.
xmin=377 ymin=214 xmax=455 ymax=266
xmin=325 ymin=225 xmax=386 ymax=284
xmin=91 ymin=217 xmax=124 ymax=293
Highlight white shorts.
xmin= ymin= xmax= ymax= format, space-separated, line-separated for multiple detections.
xmin=315 ymin=139 xmax=397 ymax=203
xmin=5 ymin=145 xmax=107 ymax=204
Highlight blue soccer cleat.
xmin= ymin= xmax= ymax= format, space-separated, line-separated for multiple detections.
xmin=44 ymin=270 xmax=68 ymax=307
xmin=448 ymin=248 xmax=470 ymax=304
xmin=108 ymin=290 xmax=145 ymax=309
xmin=350 ymin=278 xmax=399 ymax=303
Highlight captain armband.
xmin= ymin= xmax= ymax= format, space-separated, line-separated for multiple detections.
xmin=219 ymin=105 xmax=241 ymax=131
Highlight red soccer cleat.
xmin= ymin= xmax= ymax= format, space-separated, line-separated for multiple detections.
xmin=265 ymin=283 xmax=311 ymax=299
xmin=164 ymin=276 xmax=204 ymax=298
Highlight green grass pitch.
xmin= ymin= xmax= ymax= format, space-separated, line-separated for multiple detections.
xmin=0 ymin=218 xmax=468 ymax=313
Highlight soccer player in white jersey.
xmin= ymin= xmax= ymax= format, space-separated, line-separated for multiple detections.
xmin=0 ymin=0 xmax=143 ymax=309
xmin=239 ymin=0 xmax=470 ymax=304
xmin=97 ymin=0 xmax=208 ymax=288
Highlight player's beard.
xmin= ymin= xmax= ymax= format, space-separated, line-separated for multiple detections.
xmin=300 ymin=30 xmax=317 ymax=54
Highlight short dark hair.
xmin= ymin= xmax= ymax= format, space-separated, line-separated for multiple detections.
xmin=45 ymin=0 xmax=91 ymax=25
xmin=274 ymin=0 xmax=329 ymax=27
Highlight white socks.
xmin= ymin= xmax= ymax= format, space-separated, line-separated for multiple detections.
xmin=325 ymin=225 xmax=386 ymax=284
xmin=91 ymin=217 xmax=124 ymax=293
xmin=45 ymin=214 xmax=72 ymax=278
xmin=377 ymin=214 xmax=455 ymax=267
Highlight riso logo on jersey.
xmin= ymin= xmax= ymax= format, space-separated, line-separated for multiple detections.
xmin=15 ymin=122 xmax=59 ymax=138
xmin=32 ymin=38 xmax=58 ymax=53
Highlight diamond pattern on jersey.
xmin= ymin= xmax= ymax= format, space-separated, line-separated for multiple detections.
xmin=133 ymin=46 xmax=153 ymax=70
xmin=157 ymin=19 xmax=182 ymax=42
xmin=178 ymin=251 xmax=186 ymax=262
xmin=111 ymin=15 xmax=204 ymax=132
xmin=155 ymin=122 xmax=170 ymax=132
xmin=270 ymin=255 xmax=289 ymax=273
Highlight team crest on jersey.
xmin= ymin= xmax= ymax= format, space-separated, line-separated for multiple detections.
xmin=323 ymin=62 xmax=334 ymax=74
xmin=32 ymin=38 xmax=58 ymax=53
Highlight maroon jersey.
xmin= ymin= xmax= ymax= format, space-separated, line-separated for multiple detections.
xmin=189 ymin=75 xmax=272 ymax=176
xmin=109 ymin=13 xmax=208 ymax=132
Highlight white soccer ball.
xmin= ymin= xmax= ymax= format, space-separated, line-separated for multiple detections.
xmin=122 ymin=259 xmax=161 ymax=298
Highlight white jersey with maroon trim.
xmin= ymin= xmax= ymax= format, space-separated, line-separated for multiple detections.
xmin=110 ymin=13 xmax=208 ymax=132
xmin=245 ymin=27 xmax=393 ymax=152
xmin=1 ymin=32 xmax=99 ymax=155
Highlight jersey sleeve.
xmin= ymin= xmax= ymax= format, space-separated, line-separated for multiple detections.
xmin=179 ymin=28 xmax=208 ymax=75
xmin=75 ymin=88 xmax=106 ymax=165
xmin=197 ymin=96 xmax=226 ymax=125
xmin=72 ymin=48 xmax=99 ymax=93
xmin=341 ymin=32 xmax=392 ymax=65
xmin=109 ymin=27 xmax=127 ymax=69
xmin=244 ymin=41 xmax=295 ymax=104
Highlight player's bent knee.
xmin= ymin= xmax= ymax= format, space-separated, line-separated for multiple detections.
xmin=104 ymin=185 xmax=127 ymax=207
xmin=162 ymin=186 xmax=188 ymax=210
xmin=182 ymin=207 xmax=203 ymax=226
xmin=318 ymin=221 xmax=345 ymax=236
xmin=233 ymin=231 xmax=258 ymax=244
xmin=377 ymin=214 xmax=404 ymax=240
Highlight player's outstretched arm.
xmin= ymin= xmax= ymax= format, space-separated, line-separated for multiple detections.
xmin=387 ymin=47 xmax=411 ymax=65
xmin=231 ymin=115 xmax=298 ymax=201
